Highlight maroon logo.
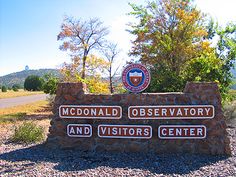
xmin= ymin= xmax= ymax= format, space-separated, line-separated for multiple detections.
xmin=122 ymin=63 xmax=150 ymax=93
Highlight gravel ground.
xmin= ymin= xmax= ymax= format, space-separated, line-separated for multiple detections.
xmin=0 ymin=126 xmax=235 ymax=176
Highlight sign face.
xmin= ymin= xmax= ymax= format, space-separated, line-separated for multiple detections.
xmin=67 ymin=124 xmax=92 ymax=137
xmin=98 ymin=124 xmax=152 ymax=139
xmin=128 ymin=105 xmax=214 ymax=119
xmin=59 ymin=105 xmax=122 ymax=119
xmin=158 ymin=125 xmax=206 ymax=139
xmin=122 ymin=63 xmax=150 ymax=93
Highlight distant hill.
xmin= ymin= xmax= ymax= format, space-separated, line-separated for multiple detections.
xmin=0 ymin=69 xmax=60 ymax=88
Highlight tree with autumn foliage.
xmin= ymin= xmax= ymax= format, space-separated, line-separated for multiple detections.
xmin=57 ymin=17 xmax=109 ymax=79
xmin=102 ymin=42 xmax=121 ymax=93
xmin=128 ymin=0 xmax=236 ymax=96
xmin=60 ymin=54 xmax=110 ymax=94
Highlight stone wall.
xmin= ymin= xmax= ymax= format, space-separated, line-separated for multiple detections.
xmin=46 ymin=82 xmax=231 ymax=155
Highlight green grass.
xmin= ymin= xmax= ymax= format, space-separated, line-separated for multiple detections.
xmin=11 ymin=121 xmax=45 ymax=143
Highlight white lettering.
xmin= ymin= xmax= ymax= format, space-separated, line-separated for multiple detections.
xmin=205 ymin=108 xmax=210 ymax=116
xmin=169 ymin=128 xmax=174 ymax=136
xmin=161 ymin=128 xmax=167 ymax=136
xmin=70 ymin=108 xmax=76 ymax=115
xmin=84 ymin=108 xmax=89 ymax=116
xmin=132 ymin=109 xmax=138 ymax=116
xmin=190 ymin=108 xmax=196 ymax=116
xmin=101 ymin=127 xmax=107 ymax=135
xmin=77 ymin=108 xmax=82 ymax=115
xmin=154 ymin=109 xmax=160 ymax=116
xmin=147 ymin=109 xmax=153 ymax=116
xmin=176 ymin=128 xmax=182 ymax=136
xmin=136 ymin=128 xmax=142 ymax=135
xmin=140 ymin=108 xmax=145 ymax=116
xmin=190 ymin=128 xmax=194 ymax=136
xmin=84 ymin=127 xmax=90 ymax=135
xmin=112 ymin=109 xmax=118 ymax=116
xmin=129 ymin=128 xmax=135 ymax=135
xmin=98 ymin=109 xmax=104 ymax=116
xmin=69 ymin=127 xmax=75 ymax=134
xmin=170 ymin=109 xmax=175 ymax=116
xmin=197 ymin=128 xmax=203 ymax=136
xmin=62 ymin=108 xmax=68 ymax=115
xmin=105 ymin=108 xmax=111 ymax=116
xmin=198 ymin=108 xmax=203 ymax=116
xmin=90 ymin=109 xmax=96 ymax=116
xmin=176 ymin=109 xmax=183 ymax=116
xmin=76 ymin=127 xmax=82 ymax=134
xmin=112 ymin=128 xmax=117 ymax=135
xmin=144 ymin=128 xmax=149 ymax=136
xmin=162 ymin=108 xmax=167 ymax=116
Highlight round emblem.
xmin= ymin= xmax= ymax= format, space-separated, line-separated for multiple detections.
xmin=122 ymin=63 xmax=151 ymax=93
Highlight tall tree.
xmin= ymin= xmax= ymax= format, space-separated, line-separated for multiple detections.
xmin=57 ymin=17 xmax=109 ymax=79
xmin=128 ymin=0 xmax=207 ymax=75
xmin=205 ymin=21 xmax=236 ymax=95
xmin=102 ymin=42 xmax=121 ymax=93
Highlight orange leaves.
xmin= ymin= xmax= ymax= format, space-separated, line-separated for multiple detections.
xmin=63 ymin=27 xmax=73 ymax=36
xmin=194 ymin=29 xmax=208 ymax=37
xmin=63 ymin=42 xmax=69 ymax=49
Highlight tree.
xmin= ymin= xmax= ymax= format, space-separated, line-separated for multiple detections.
xmin=60 ymin=54 xmax=110 ymax=94
xmin=1 ymin=85 xmax=7 ymax=92
xmin=128 ymin=0 xmax=207 ymax=74
xmin=57 ymin=17 xmax=109 ymax=79
xmin=102 ymin=42 xmax=121 ymax=93
xmin=128 ymin=0 xmax=235 ymax=95
xmin=24 ymin=75 xmax=43 ymax=91
xmin=12 ymin=84 xmax=21 ymax=92
xmin=60 ymin=54 xmax=108 ymax=81
xmin=42 ymin=74 xmax=59 ymax=95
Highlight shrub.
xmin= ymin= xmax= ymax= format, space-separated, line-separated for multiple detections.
xmin=24 ymin=75 xmax=43 ymax=91
xmin=12 ymin=122 xmax=44 ymax=143
xmin=42 ymin=74 xmax=59 ymax=95
xmin=12 ymin=84 xmax=21 ymax=91
xmin=1 ymin=86 xmax=7 ymax=92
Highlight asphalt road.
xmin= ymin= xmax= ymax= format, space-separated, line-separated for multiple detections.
xmin=0 ymin=94 xmax=47 ymax=109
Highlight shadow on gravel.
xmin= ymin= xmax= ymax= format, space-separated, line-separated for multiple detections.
xmin=0 ymin=143 xmax=229 ymax=175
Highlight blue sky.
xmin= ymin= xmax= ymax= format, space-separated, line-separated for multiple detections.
xmin=0 ymin=0 xmax=236 ymax=76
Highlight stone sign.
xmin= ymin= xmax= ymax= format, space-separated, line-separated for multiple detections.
xmin=46 ymin=82 xmax=231 ymax=155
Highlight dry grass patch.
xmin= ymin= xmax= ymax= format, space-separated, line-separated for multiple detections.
xmin=0 ymin=100 xmax=52 ymax=144
xmin=0 ymin=100 xmax=52 ymax=123
xmin=0 ymin=89 xmax=43 ymax=99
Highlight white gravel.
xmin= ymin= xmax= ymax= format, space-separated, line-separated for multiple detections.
xmin=0 ymin=128 xmax=235 ymax=177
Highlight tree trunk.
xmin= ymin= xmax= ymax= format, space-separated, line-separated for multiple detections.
xmin=82 ymin=56 xmax=86 ymax=79
xmin=109 ymin=65 xmax=113 ymax=93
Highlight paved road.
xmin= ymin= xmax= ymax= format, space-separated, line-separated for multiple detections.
xmin=0 ymin=94 xmax=47 ymax=108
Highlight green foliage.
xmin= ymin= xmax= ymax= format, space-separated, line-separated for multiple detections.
xmin=24 ymin=75 xmax=43 ymax=91
xmin=128 ymin=0 xmax=236 ymax=99
xmin=12 ymin=84 xmax=21 ymax=92
xmin=1 ymin=85 xmax=7 ymax=92
xmin=12 ymin=121 xmax=44 ymax=143
xmin=146 ymin=63 xmax=185 ymax=92
xmin=42 ymin=74 xmax=59 ymax=95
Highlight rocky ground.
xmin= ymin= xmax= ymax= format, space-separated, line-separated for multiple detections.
xmin=0 ymin=121 xmax=235 ymax=177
